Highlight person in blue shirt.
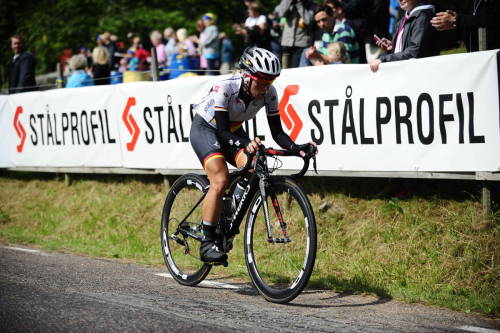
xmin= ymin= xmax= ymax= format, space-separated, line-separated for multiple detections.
xmin=219 ymin=32 xmax=235 ymax=74
xmin=65 ymin=54 xmax=93 ymax=88
xmin=389 ymin=0 xmax=402 ymax=34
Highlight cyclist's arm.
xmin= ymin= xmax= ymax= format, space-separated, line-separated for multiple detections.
xmin=267 ymin=114 xmax=295 ymax=150
xmin=265 ymin=85 xmax=295 ymax=150
xmin=214 ymin=109 xmax=251 ymax=148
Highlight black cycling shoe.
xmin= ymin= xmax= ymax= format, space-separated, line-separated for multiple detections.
xmin=200 ymin=240 xmax=228 ymax=263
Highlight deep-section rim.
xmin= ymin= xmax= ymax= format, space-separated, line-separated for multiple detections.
xmin=244 ymin=177 xmax=317 ymax=303
xmin=161 ymin=173 xmax=212 ymax=286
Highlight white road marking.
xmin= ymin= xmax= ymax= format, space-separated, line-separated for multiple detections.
xmin=457 ymin=326 xmax=500 ymax=333
xmin=155 ymin=273 xmax=242 ymax=290
xmin=2 ymin=246 xmax=48 ymax=256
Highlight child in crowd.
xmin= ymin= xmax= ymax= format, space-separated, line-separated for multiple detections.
xmin=325 ymin=42 xmax=348 ymax=64
xmin=310 ymin=42 xmax=348 ymax=65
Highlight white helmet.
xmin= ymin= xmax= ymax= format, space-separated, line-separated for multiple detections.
xmin=239 ymin=47 xmax=281 ymax=80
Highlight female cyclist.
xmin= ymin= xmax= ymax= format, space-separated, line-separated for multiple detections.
xmin=190 ymin=47 xmax=317 ymax=263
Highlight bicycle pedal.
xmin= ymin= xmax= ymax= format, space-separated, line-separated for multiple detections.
xmin=209 ymin=260 xmax=229 ymax=267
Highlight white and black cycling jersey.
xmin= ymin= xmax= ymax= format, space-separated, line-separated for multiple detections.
xmin=193 ymin=73 xmax=280 ymax=132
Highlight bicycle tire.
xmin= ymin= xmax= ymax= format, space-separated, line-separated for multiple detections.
xmin=160 ymin=173 xmax=212 ymax=286
xmin=244 ymin=177 xmax=317 ymax=303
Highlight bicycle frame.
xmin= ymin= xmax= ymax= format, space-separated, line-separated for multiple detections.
xmin=175 ymin=146 xmax=316 ymax=246
xmin=224 ymin=152 xmax=291 ymax=243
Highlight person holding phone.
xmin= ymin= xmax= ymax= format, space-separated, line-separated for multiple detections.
xmin=369 ymin=0 xmax=438 ymax=72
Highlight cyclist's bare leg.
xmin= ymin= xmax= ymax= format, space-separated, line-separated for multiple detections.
xmin=200 ymin=157 xmax=229 ymax=262
xmin=235 ymin=149 xmax=247 ymax=168
xmin=202 ymin=157 xmax=229 ymax=224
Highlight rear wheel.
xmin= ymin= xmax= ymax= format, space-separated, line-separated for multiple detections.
xmin=244 ymin=177 xmax=317 ymax=303
xmin=160 ymin=173 xmax=211 ymax=286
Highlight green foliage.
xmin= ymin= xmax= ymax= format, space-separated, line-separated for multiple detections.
xmin=383 ymin=198 xmax=404 ymax=216
xmin=1 ymin=0 xmax=471 ymax=84
xmin=0 ymin=0 xmax=252 ymax=81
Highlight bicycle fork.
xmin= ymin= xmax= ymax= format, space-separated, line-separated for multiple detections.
xmin=260 ymin=178 xmax=290 ymax=244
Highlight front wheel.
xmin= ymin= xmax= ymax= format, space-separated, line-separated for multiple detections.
xmin=244 ymin=177 xmax=317 ymax=303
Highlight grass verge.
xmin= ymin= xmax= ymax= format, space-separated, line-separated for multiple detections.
xmin=0 ymin=171 xmax=498 ymax=315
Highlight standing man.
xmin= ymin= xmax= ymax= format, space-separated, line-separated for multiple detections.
xmin=430 ymin=0 xmax=500 ymax=52
xmin=275 ymin=0 xmax=315 ymax=68
xmin=340 ymin=0 xmax=371 ymax=63
xmin=8 ymin=34 xmax=37 ymax=94
xmin=301 ymin=3 xmax=360 ymax=66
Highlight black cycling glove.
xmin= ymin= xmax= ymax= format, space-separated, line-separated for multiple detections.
xmin=290 ymin=143 xmax=316 ymax=157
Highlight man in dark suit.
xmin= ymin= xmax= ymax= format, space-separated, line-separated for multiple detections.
xmin=431 ymin=0 xmax=500 ymax=52
xmin=8 ymin=34 xmax=37 ymax=94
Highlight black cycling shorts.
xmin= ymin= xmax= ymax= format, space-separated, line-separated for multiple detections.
xmin=190 ymin=114 xmax=249 ymax=169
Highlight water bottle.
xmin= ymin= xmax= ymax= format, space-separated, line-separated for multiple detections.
xmin=231 ymin=179 xmax=247 ymax=211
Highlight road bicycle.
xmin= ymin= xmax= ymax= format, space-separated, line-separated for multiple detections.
xmin=160 ymin=145 xmax=317 ymax=303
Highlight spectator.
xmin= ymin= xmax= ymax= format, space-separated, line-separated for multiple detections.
xmin=234 ymin=2 xmax=269 ymax=49
xmin=79 ymin=46 xmax=92 ymax=68
xmin=65 ymin=55 xmax=93 ymax=88
xmin=134 ymin=46 xmax=152 ymax=71
xmin=244 ymin=0 xmax=256 ymax=8
xmin=91 ymin=46 xmax=110 ymax=85
xmin=430 ymin=0 xmax=500 ymax=52
xmin=328 ymin=1 xmax=360 ymax=62
xmin=301 ymin=4 xmax=359 ymax=66
xmin=118 ymin=58 xmax=128 ymax=72
xmin=268 ymin=11 xmax=283 ymax=58
xmin=126 ymin=37 xmax=151 ymax=71
xmin=327 ymin=41 xmax=348 ymax=64
xmin=337 ymin=0 xmax=371 ymax=63
xmin=389 ymin=0 xmax=402 ymax=34
xmin=219 ymin=32 xmax=235 ymax=74
xmin=59 ymin=48 xmax=73 ymax=76
xmin=370 ymin=0 xmax=390 ymax=39
xmin=112 ymin=34 xmax=125 ymax=51
xmin=101 ymin=32 xmax=119 ymax=70
xmin=176 ymin=28 xmax=197 ymax=56
xmin=370 ymin=0 xmax=438 ymax=72
xmin=366 ymin=0 xmax=390 ymax=62
xmin=96 ymin=34 xmax=104 ymax=46
xmin=194 ymin=19 xmax=208 ymax=72
xmin=275 ymin=0 xmax=316 ymax=68
xmin=163 ymin=28 xmax=177 ymax=68
xmin=200 ymin=13 xmax=220 ymax=75
xmin=150 ymin=30 xmax=166 ymax=67
xmin=127 ymin=36 xmax=141 ymax=56
xmin=311 ymin=41 xmax=349 ymax=65
xmin=8 ymin=34 xmax=37 ymax=94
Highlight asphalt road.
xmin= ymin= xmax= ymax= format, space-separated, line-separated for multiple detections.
xmin=0 ymin=245 xmax=498 ymax=332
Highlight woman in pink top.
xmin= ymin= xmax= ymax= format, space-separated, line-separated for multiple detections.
xmin=150 ymin=30 xmax=166 ymax=67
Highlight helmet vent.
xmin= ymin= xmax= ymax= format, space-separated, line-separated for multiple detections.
xmin=255 ymin=57 xmax=263 ymax=69
xmin=255 ymin=49 xmax=263 ymax=57
xmin=264 ymin=58 xmax=270 ymax=71
xmin=271 ymin=59 xmax=276 ymax=73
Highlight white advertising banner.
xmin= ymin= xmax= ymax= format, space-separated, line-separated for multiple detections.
xmin=0 ymin=50 xmax=499 ymax=172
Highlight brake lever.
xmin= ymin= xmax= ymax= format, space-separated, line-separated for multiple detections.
xmin=312 ymin=155 xmax=318 ymax=174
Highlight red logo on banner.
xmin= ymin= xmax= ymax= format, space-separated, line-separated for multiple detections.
xmin=278 ymin=85 xmax=303 ymax=141
xmin=13 ymin=106 xmax=26 ymax=152
xmin=122 ymin=97 xmax=140 ymax=151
